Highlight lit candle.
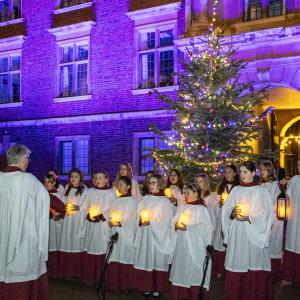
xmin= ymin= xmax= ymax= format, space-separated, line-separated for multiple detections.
xmin=177 ymin=210 xmax=191 ymax=228
xmin=66 ymin=201 xmax=76 ymax=216
xmin=89 ymin=207 xmax=100 ymax=219
xmin=221 ymin=192 xmax=228 ymax=205
xmin=140 ymin=209 xmax=150 ymax=224
xmin=115 ymin=188 xmax=122 ymax=197
xmin=236 ymin=202 xmax=250 ymax=217
xmin=111 ymin=210 xmax=122 ymax=225
xmin=164 ymin=188 xmax=173 ymax=198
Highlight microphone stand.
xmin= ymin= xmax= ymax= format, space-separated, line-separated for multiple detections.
xmin=197 ymin=245 xmax=214 ymax=300
xmin=97 ymin=232 xmax=119 ymax=300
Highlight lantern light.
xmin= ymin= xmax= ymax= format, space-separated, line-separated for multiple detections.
xmin=277 ymin=191 xmax=289 ymax=221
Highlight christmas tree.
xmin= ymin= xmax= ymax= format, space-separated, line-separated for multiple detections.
xmin=151 ymin=28 xmax=270 ymax=180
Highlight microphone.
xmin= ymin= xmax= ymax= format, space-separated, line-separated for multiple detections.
xmin=111 ymin=232 xmax=119 ymax=243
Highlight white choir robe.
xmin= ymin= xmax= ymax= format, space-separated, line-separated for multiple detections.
xmin=107 ymin=195 xmax=138 ymax=291
xmin=169 ymin=204 xmax=213 ymax=290
xmin=0 ymin=171 xmax=50 ymax=283
xmin=109 ymin=196 xmax=138 ymax=264
xmin=204 ymin=193 xmax=218 ymax=232
xmin=131 ymin=178 xmax=142 ymax=201
xmin=261 ymin=181 xmax=282 ymax=259
xmin=59 ymin=187 xmax=88 ymax=252
xmin=57 ymin=184 xmax=64 ymax=195
xmin=81 ymin=188 xmax=115 ymax=255
xmin=49 ymin=191 xmax=64 ymax=252
xmin=133 ymin=194 xmax=173 ymax=292
xmin=285 ymin=175 xmax=300 ymax=254
xmin=221 ymin=185 xmax=273 ymax=272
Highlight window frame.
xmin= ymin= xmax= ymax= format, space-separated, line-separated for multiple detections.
xmin=0 ymin=49 xmax=21 ymax=105
xmin=56 ymin=37 xmax=90 ymax=100
xmin=0 ymin=0 xmax=22 ymax=24
xmin=134 ymin=21 xmax=178 ymax=91
xmin=55 ymin=135 xmax=91 ymax=180
xmin=133 ymin=131 xmax=173 ymax=180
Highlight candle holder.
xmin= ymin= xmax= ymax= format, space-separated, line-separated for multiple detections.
xmin=220 ymin=192 xmax=228 ymax=206
xmin=177 ymin=210 xmax=191 ymax=228
xmin=111 ymin=210 xmax=122 ymax=226
xmin=140 ymin=209 xmax=150 ymax=224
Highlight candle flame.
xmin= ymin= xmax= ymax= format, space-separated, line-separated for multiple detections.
xmin=177 ymin=210 xmax=191 ymax=228
xmin=111 ymin=210 xmax=121 ymax=225
xmin=140 ymin=209 xmax=150 ymax=224
xmin=164 ymin=188 xmax=173 ymax=198
xmin=89 ymin=207 xmax=100 ymax=219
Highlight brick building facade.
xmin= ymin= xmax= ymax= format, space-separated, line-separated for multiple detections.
xmin=1 ymin=0 xmax=300 ymax=182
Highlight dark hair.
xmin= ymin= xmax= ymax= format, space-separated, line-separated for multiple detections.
xmin=118 ymin=176 xmax=132 ymax=193
xmin=48 ymin=169 xmax=60 ymax=189
xmin=141 ymin=170 xmax=155 ymax=196
xmin=185 ymin=184 xmax=206 ymax=206
xmin=240 ymin=161 xmax=260 ymax=184
xmin=166 ymin=169 xmax=184 ymax=190
xmin=65 ymin=168 xmax=85 ymax=197
xmin=44 ymin=174 xmax=55 ymax=183
xmin=92 ymin=171 xmax=110 ymax=187
xmin=217 ymin=164 xmax=240 ymax=194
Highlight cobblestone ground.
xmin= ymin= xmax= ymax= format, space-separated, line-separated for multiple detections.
xmin=49 ymin=277 xmax=300 ymax=300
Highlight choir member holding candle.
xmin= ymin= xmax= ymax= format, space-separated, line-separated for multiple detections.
xmin=48 ymin=168 xmax=64 ymax=195
xmin=114 ymin=162 xmax=141 ymax=201
xmin=44 ymin=174 xmax=65 ymax=279
xmin=195 ymin=173 xmax=218 ymax=230
xmin=132 ymin=174 xmax=173 ymax=298
xmin=281 ymin=159 xmax=300 ymax=287
xmin=59 ymin=168 xmax=88 ymax=278
xmin=106 ymin=176 xmax=138 ymax=292
xmin=221 ymin=161 xmax=273 ymax=300
xmin=259 ymin=161 xmax=282 ymax=283
xmin=213 ymin=165 xmax=239 ymax=278
xmin=80 ymin=171 xmax=115 ymax=286
xmin=165 ymin=169 xmax=185 ymax=207
xmin=169 ymin=184 xmax=213 ymax=300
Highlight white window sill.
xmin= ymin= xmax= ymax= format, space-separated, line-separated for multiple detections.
xmin=131 ymin=85 xmax=179 ymax=95
xmin=60 ymin=175 xmax=91 ymax=181
xmin=54 ymin=2 xmax=92 ymax=14
xmin=0 ymin=101 xmax=22 ymax=108
xmin=53 ymin=94 xmax=92 ymax=103
xmin=0 ymin=18 xmax=24 ymax=27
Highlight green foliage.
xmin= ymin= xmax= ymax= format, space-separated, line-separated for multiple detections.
xmin=151 ymin=29 xmax=269 ymax=180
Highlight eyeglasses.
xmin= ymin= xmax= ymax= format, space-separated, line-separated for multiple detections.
xmin=148 ymin=181 xmax=158 ymax=185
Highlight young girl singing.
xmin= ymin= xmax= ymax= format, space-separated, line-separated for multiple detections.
xmin=169 ymin=184 xmax=213 ymax=300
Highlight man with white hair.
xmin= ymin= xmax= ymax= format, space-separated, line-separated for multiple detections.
xmin=0 ymin=144 xmax=50 ymax=300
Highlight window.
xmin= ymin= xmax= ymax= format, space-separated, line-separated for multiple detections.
xmin=133 ymin=132 xmax=174 ymax=176
xmin=244 ymin=0 xmax=262 ymax=21
xmin=137 ymin=25 xmax=175 ymax=89
xmin=56 ymin=136 xmax=90 ymax=175
xmin=59 ymin=41 xmax=89 ymax=98
xmin=268 ymin=0 xmax=284 ymax=17
xmin=0 ymin=54 xmax=21 ymax=104
xmin=0 ymin=0 xmax=21 ymax=23
xmin=58 ymin=0 xmax=90 ymax=9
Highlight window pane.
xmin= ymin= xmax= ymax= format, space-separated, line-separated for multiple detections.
xmin=76 ymin=63 xmax=88 ymax=96
xmin=60 ymin=0 xmax=90 ymax=8
xmin=247 ymin=0 xmax=262 ymax=21
xmin=0 ymin=74 xmax=9 ymax=104
xmin=11 ymin=56 xmax=20 ymax=71
xmin=139 ymin=138 xmax=155 ymax=175
xmin=60 ymin=45 xmax=74 ymax=63
xmin=139 ymin=53 xmax=155 ymax=89
xmin=75 ymin=139 xmax=89 ymax=175
xmin=12 ymin=0 xmax=21 ymax=19
xmin=140 ymin=32 xmax=155 ymax=50
xmin=11 ymin=73 xmax=20 ymax=102
xmin=0 ymin=57 xmax=8 ymax=73
xmin=60 ymin=65 xmax=73 ymax=97
xmin=0 ymin=1 xmax=9 ymax=22
xmin=59 ymin=141 xmax=73 ymax=175
xmin=159 ymin=29 xmax=174 ymax=47
xmin=269 ymin=0 xmax=283 ymax=17
xmin=159 ymin=50 xmax=174 ymax=87
xmin=77 ymin=44 xmax=88 ymax=61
